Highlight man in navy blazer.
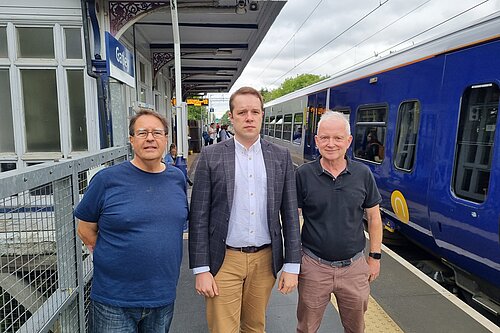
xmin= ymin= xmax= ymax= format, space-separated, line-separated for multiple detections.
xmin=189 ymin=87 xmax=301 ymax=333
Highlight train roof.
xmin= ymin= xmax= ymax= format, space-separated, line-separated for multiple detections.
xmin=264 ymin=10 xmax=500 ymax=108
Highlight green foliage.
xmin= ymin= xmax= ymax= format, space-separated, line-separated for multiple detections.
xmin=261 ymin=73 xmax=329 ymax=102
xmin=187 ymin=105 xmax=206 ymax=121
xmin=220 ymin=111 xmax=231 ymax=125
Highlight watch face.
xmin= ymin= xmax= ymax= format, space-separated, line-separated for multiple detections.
xmin=369 ymin=252 xmax=381 ymax=259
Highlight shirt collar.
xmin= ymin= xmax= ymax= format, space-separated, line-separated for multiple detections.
xmin=313 ymin=155 xmax=352 ymax=177
xmin=234 ymin=137 xmax=261 ymax=154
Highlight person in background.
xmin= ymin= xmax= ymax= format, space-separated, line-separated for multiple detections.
xmin=295 ymin=111 xmax=382 ymax=333
xmin=165 ymin=143 xmax=178 ymax=166
xmin=75 ymin=109 xmax=188 ymax=333
xmin=208 ymin=123 xmax=217 ymax=145
xmin=189 ymin=86 xmax=301 ymax=333
xmin=218 ymin=124 xmax=230 ymax=142
xmin=165 ymin=143 xmax=193 ymax=186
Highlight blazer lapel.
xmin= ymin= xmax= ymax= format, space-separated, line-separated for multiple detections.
xmin=261 ymin=139 xmax=275 ymax=226
xmin=223 ymin=138 xmax=236 ymax=212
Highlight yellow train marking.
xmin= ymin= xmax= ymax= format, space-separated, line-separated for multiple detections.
xmin=390 ymin=190 xmax=409 ymax=224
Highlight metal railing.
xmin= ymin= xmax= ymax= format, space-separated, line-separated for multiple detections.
xmin=0 ymin=147 xmax=128 ymax=333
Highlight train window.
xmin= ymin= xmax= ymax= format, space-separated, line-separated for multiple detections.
xmin=264 ymin=116 xmax=270 ymax=136
xmin=453 ymin=83 xmax=499 ymax=203
xmin=275 ymin=115 xmax=283 ymax=139
xmin=394 ymin=101 xmax=420 ymax=171
xmin=353 ymin=105 xmax=387 ymax=163
xmin=269 ymin=116 xmax=276 ymax=137
xmin=293 ymin=113 xmax=303 ymax=144
xmin=283 ymin=114 xmax=293 ymax=141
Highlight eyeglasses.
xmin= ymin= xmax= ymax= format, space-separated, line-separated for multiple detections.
xmin=133 ymin=129 xmax=166 ymax=139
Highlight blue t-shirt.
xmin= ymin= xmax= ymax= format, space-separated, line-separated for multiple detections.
xmin=74 ymin=161 xmax=188 ymax=307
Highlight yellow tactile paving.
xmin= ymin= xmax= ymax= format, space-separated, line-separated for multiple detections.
xmin=331 ymin=294 xmax=404 ymax=332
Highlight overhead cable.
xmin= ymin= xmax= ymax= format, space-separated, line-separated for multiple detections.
xmin=309 ymin=0 xmax=433 ymax=73
xmin=270 ymin=0 xmax=390 ymax=86
xmin=256 ymin=0 xmax=324 ymax=80
xmin=328 ymin=0 xmax=489 ymax=78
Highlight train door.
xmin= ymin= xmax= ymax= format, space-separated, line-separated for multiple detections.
xmin=304 ymin=90 xmax=327 ymax=161
xmin=428 ymin=75 xmax=500 ymax=291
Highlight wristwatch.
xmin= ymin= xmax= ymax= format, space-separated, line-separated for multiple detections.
xmin=369 ymin=252 xmax=382 ymax=259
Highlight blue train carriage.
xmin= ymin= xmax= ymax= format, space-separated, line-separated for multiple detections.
xmin=263 ymin=12 xmax=500 ymax=315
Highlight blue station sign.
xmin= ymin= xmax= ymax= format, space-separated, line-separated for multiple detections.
xmin=105 ymin=32 xmax=135 ymax=88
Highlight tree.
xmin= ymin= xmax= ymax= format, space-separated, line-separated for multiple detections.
xmin=261 ymin=73 xmax=328 ymax=102
xmin=187 ymin=105 xmax=206 ymax=121
xmin=220 ymin=111 xmax=231 ymax=125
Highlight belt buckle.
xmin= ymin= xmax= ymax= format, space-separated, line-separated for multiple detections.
xmin=331 ymin=259 xmax=352 ymax=268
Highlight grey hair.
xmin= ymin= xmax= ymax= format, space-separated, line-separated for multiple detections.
xmin=317 ymin=111 xmax=351 ymax=135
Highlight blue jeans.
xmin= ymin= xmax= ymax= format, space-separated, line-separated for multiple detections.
xmin=89 ymin=300 xmax=175 ymax=333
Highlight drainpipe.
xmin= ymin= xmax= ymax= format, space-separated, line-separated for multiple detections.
xmin=81 ymin=0 xmax=111 ymax=148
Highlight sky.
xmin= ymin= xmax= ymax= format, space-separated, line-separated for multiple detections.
xmin=209 ymin=0 xmax=500 ymax=118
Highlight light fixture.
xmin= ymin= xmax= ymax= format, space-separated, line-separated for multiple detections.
xmin=249 ymin=1 xmax=258 ymax=11
xmin=236 ymin=0 xmax=247 ymax=14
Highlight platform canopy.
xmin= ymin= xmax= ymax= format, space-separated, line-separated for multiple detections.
xmin=108 ymin=0 xmax=286 ymax=98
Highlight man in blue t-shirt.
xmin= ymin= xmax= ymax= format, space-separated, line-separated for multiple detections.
xmin=75 ymin=109 xmax=188 ymax=333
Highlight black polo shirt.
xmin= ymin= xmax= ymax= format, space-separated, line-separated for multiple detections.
xmin=296 ymin=156 xmax=381 ymax=261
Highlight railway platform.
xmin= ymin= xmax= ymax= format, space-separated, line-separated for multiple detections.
xmin=177 ymin=153 xmax=499 ymax=333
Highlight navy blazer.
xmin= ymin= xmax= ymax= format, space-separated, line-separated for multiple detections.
xmin=189 ymin=138 xmax=301 ymax=277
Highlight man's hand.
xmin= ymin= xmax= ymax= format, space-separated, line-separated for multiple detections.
xmin=277 ymin=271 xmax=298 ymax=295
xmin=195 ymin=272 xmax=219 ymax=298
xmin=367 ymin=257 xmax=381 ymax=282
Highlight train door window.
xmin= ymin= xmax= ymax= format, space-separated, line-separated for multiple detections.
xmin=0 ymin=26 xmax=7 ymax=57
xmin=269 ymin=116 xmax=276 ymax=137
xmin=394 ymin=101 xmax=420 ymax=171
xmin=354 ymin=105 xmax=387 ymax=163
xmin=293 ymin=113 xmax=303 ymax=144
xmin=275 ymin=115 xmax=283 ymax=139
xmin=453 ymin=83 xmax=499 ymax=203
xmin=264 ymin=116 xmax=270 ymax=135
xmin=283 ymin=114 xmax=293 ymax=141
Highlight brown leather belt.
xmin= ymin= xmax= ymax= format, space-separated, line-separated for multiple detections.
xmin=226 ymin=244 xmax=270 ymax=253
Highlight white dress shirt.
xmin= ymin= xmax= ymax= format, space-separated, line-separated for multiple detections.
xmin=226 ymin=139 xmax=270 ymax=247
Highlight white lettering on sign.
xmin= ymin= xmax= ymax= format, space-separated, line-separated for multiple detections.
xmin=115 ymin=47 xmax=129 ymax=71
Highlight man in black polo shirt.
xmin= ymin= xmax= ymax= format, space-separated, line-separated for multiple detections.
xmin=296 ymin=111 xmax=383 ymax=333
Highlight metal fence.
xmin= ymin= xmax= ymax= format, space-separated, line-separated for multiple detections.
xmin=0 ymin=147 xmax=128 ymax=333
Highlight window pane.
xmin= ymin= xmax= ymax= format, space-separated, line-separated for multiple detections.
xmin=67 ymin=70 xmax=87 ymax=150
xmin=264 ymin=116 xmax=269 ymax=135
xmin=354 ymin=106 xmax=387 ymax=163
xmin=1 ymin=162 xmax=16 ymax=172
xmin=18 ymin=27 xmax=54 ymax=58
xmin=453 ymin=84 xmax=499 ymax=203
xmin=394 ymin=101 xmax=420 ymax=171
xmin=140 ymin=62 xmax=146 ymax=83
xmin=293 ymin=113 xmax=303 ymax=144
xmin=22 ymin=69 xmax=60 ymax=151
xmin=274 ymin=115 xmax=283 ymax=139
xmin=65 ymin=28 xmax=82 ymax=59
xmin=283 ymin=114 xmax=293 ymax=141
xmin=0 ymin=69 xmax=15 ymax=152
xmin=0 ymin=27 xmax=7 ymax=58
xmin=269 ymin=116 xmax=275 ymax=137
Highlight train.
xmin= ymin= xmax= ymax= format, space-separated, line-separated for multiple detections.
xmin=262 ymin=11 xmax=500 ymax=317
